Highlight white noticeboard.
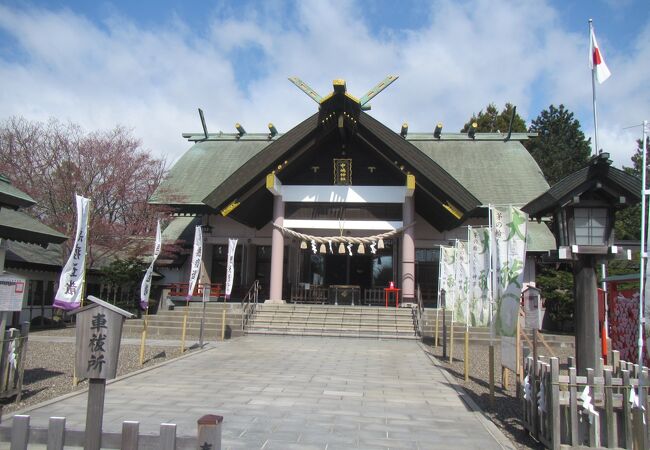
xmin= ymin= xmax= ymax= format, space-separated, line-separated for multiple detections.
xmin=0 ymin=273 xmax=27 ymax=312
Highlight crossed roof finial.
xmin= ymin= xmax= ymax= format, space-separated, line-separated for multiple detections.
xmin=288 ymin=75 xmax=398 ymax=110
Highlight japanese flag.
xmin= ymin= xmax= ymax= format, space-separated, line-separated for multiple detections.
xmin=590 ymin=27 xmax=611 ymax=84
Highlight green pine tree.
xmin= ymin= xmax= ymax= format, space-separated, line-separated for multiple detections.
xmin=461 ymin=103 xmax=526 ymax=133
xmin=525 ymin=104 xmax=591 ymax=186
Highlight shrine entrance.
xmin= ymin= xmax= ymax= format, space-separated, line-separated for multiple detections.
xmin=324 ymin=254 xmax=372 ymax=287
xmin=294 ymin=241 xmax=395 ymax=305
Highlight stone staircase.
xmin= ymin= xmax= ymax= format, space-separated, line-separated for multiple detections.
xmin=123 ymin=302 xmax=244 ymax=339
xmin=420 ymin=309 xmax=574 ymax=348
xmin=245 ymin=304 xmax=417 ymax=339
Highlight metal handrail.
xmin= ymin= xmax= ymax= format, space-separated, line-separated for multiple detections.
xmin=413 ymin=284 xmax=424 ymax=337
xmin=241 ymin=280 xmax=260 ymax=331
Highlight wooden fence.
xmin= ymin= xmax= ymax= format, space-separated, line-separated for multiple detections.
xmin=0 ymin=323 xmax=29 ymax=402
xmin=0 ymin=414 xmax=223 ymax=450
xmin=523 ymin=351 xmax=648 ymax=449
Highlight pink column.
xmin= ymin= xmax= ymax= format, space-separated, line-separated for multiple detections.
xmin=268 ymin=195 xmax=285 ymax=302
xmin=401 ymin=196 xmax=415 ymax=301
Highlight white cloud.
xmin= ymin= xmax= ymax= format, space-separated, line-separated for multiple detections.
xmin=0 ymin=0 xmax=647 ymax=168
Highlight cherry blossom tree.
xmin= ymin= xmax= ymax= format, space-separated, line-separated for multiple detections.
xmin=0 ymin=116 xmax=167 ymax=266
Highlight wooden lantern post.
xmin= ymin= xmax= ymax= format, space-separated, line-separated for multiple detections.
xmin=73 ymin=295 xmax=133 ymax=450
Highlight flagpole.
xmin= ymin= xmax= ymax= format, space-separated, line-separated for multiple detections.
xmin=589 ymin=19 xmax=600 ymax=156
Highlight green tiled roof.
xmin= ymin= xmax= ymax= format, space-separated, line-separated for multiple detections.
xmin=409 ymin=140 xmax=549 ymax=206
xmin=152 ymin=134 xmax=549 ymax=211
xmin=0 ymin=175 xmax=36 ymax=209
xmin=150 ymin=140 xmax=270 ymax=206
xmin=0 ymin=208 xmax=68 ymax=246
xmin=5 ymin=240 xmax=63 ymax=267
xmin=526 ymin=221 xmax=556 ymax=253
xmin=162 ymin=216 xmax=200 ymax=243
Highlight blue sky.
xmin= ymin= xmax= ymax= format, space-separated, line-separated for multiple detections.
xmin=0 ymin=0 xmax=648 ymax=167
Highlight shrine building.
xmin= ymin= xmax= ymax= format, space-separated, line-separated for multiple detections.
xmin=150 ymin=78 xmax=555 ymax=306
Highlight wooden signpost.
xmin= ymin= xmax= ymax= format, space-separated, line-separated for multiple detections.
xmin=73 ymin=295 xmax=133 ymax=450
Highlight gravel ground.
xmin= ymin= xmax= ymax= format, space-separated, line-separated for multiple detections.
xmin=0 ymin=328 xmax=196 ymax=418
xmin=425 ymin=339 xmax=574 ymax=450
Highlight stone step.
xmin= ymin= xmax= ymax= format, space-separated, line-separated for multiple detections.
xmin=246 ymin=324 xmax=416 ymax=334
xmin=250 ymin=316 xmax=414 ymax=324
xmin=248 ymin=323 xmax=414 ymax=333
xmin=245 ymin=329 xmax=418 ymax=340
xmin=154 ymin=310 xmax=242 ymax=319
xmin=254 ymin=312 xmax=414 ymax=320
xmin=128 ymin=320 xmax=241 ymax=329
xmin=122 ymin=323 xmax=243 ymax=338
xmin=255 ymin=307 xmax=412 ymax=313
xmin=245 ymin=304 xmax=417 ymax=338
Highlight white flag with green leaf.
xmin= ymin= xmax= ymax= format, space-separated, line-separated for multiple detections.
xmin=438 ymin=245 xmax=456 ymax=314
xmin=454 ymin=240 xmax=469 ymax=325
xmin=469 ymin=226 xmax=491 ymax=326
xmin=492 ymin=205 xmax=527 ymax=337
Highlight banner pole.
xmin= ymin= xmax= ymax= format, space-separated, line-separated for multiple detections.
xmin=489 ymin=344 xmax=495 ymax=408
xmin=636 ymin=123 xmax=648 ymax=447
xmin=449 ymin=313 xmax=454 ymax=363
xmin=434 ymin=308 xmax=439 ymax=348
xmin=436 ymin=251 xmax=443 ymax=348
xmin=464 ymin=328 xmax=469 ymax=381
xmin=465 ymin=227 xmax=471 ymax=382
xmin=73 ymin=197 xmax=91 ymax=387
xmin=516 ymin=309 xmax=522 ymax=398
xmin=139 ymin=307 xmax=148 ymax=365
xmin=488 ymin=204 xmax=496 ymax=405
xmin=181 ymin=299 xmax=189 ymax=353
xmin=221 ymin=309 xmax=226 ymax=341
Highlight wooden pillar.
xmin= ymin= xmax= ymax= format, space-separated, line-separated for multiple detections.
xmin=401 ymin=196 xmax=415 ymax=301
xmin=268 ymin=196 xmax=285 ymax=302
xmin=85 ymin=379 xmax=106 ymax=450
xmin=574 ymin=255 xmax=599 ymax=376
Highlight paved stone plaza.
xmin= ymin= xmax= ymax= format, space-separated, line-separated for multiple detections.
xmin=8 ymin=336 xmax=512 ymax=449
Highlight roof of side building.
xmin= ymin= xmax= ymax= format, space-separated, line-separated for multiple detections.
xmin=0 ymin=174 xmax=36 ymax=209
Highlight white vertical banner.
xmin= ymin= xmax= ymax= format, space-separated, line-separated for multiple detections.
xmin=54 ymin=194 xmax=90 ymax=310
xmin=469 ymin=226 xmax=491 ymax=326
xmin=187 ymin=225 xmax=203 ymax=299
xmin=140 ymin=220 xmax=162 ymax=309
xmin=454 ymin=240 xmax=469 ymax=325
xmin=492 ymin=205 xmax=528 ymax=371
xmin=225 ymin=238 xmax=238 ymax=297
xmin=439 ymin=245 xmax=456 ymax=312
